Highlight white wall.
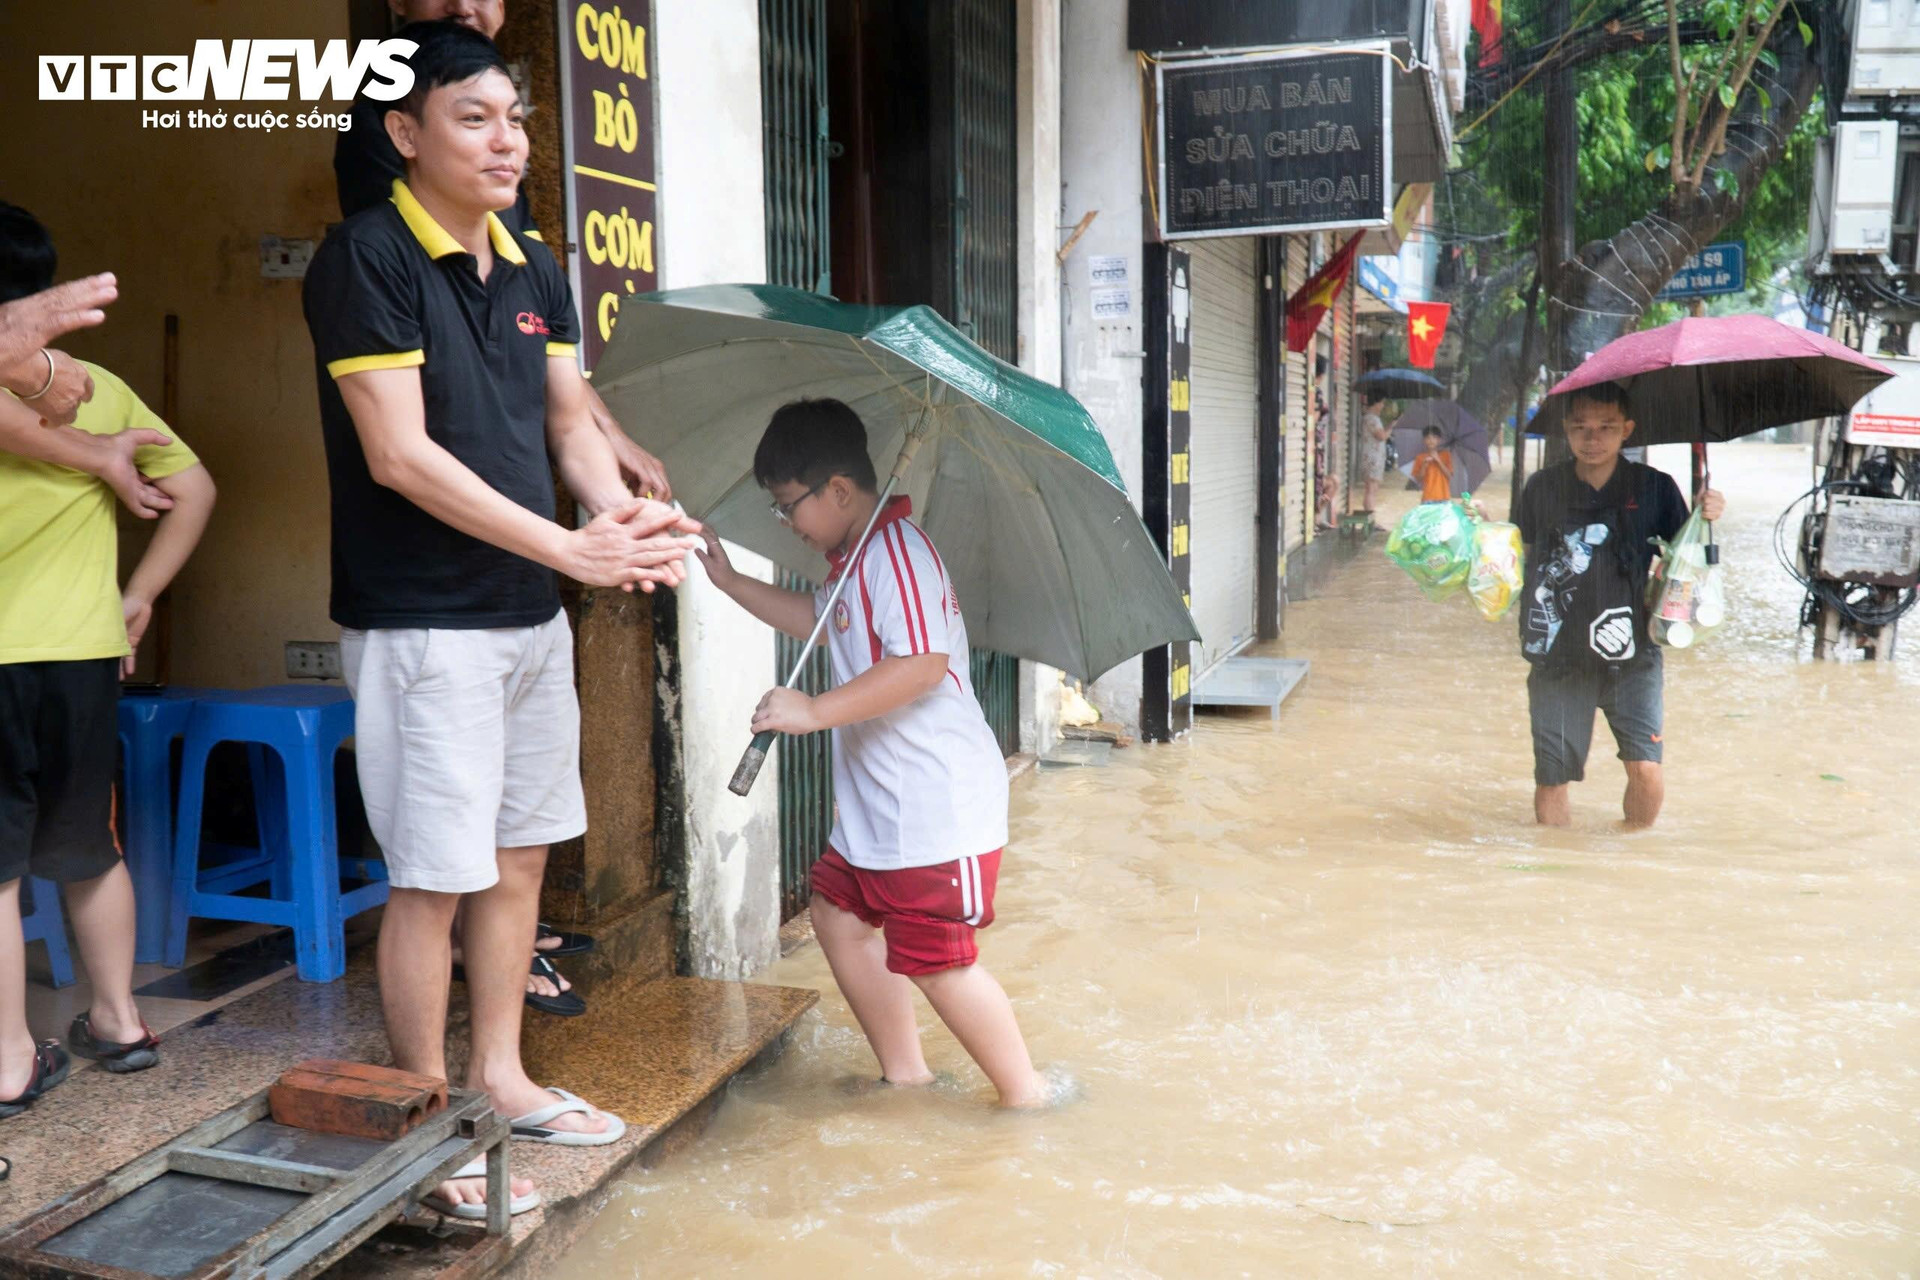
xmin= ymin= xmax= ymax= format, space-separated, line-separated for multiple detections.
xmin=1017 ymin=0 xmax=1067 ymax=754
xmin=655 ymin=0 xmax=780 ymax=979
xmin=1060 ymin=0 xmax=1147 ymax=733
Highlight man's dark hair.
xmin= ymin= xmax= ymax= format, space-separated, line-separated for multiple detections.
xmin=0 ymin=203 xmax=57 ymax=306
xmin=1566 ymin=381 xmax=1632 ymax=417
xmin=754 ymin=399 xmax=878 ymax=493
xmin=395 ymin=21 xmax=513 ymax=120
xmin=1421 ymin=425 xmax=1445 ymax=441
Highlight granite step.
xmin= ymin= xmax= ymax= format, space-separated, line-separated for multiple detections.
xmin=0 ymin=965 xmax=816 ymax=1279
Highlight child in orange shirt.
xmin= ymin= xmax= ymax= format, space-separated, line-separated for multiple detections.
xmin=1412 ymin=426 xmax=1454 ymax=502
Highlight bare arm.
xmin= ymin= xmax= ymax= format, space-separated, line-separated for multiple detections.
xmin=121 ymin=463 xmax=217 ymax=676
xmin=545 ymin=355 xmax=647 ymax=517
xmin=752 ymin=653 xmax=949 ymax=735
xmin=584 ymin=380 xmax=672 ymax=500
xmin=0 ymin=394 xmax=175 ymax=517
xmin=336 ymin=366 xmax=699 ymax=591
xmin=693 ymin=528 xmax=816 ymax=639
xmin=1 ymin=277 xmax=120 ymax=426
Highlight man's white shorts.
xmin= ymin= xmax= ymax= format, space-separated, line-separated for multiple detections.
xmin=340 ymin=610 xmax=586 ymax=893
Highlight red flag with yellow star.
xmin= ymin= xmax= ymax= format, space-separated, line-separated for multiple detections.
xmin=1285 ymin=234 xmax=1364 ymax=353
xmin=1407 ymin=300 xmax=1451 ymax=368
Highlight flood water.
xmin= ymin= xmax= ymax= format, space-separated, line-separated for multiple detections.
xmin=556 ymin=444 xmax=1919 ymax=1277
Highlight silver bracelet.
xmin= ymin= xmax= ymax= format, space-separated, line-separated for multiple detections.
xmin=17 ymin=349 xmax=57 ymax=401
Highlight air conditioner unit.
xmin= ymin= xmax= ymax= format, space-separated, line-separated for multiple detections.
xmin=1830 ymin=121 xmax=1899 ymax=253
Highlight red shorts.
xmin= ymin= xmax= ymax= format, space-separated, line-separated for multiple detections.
xmin=808 ymin=848 xmax=1001 ymax=976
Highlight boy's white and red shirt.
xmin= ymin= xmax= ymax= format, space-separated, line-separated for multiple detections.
xmin=814 ymin=497 xmax=1009 ymax=871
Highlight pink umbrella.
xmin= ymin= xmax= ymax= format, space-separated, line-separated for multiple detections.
xmin=1539 ymin=315 xmax=1895 ymax=448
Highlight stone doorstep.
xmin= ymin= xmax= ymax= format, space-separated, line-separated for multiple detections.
xmin=0 ymin=960 xmax=816 ymax=1279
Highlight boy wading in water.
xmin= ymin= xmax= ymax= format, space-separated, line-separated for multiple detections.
xmin=1515 ymin=383 xmax=1724 ymax=828
xmin=697 ymin=400 xmax=1045 ymax=1107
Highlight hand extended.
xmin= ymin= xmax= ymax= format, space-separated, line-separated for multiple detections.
xmin=1697 ymin=487 xmax=1726 ymax=522
xmin=751 ymin=686 xmax=820 ymax=736
xmin=0 ymin=275 xmax=117 ymax=379
xmin=560 ymin=496 xmax=704 ymax=591
xmin=87 ymin=428 xmax=177 ymax=518
xmin=122 ymin=593 xmax=153 ymax=679
xmin=692 ymin=526 xmax=736 ymax=589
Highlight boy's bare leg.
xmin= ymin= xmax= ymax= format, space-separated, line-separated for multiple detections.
xmin=810 ymin=894 xmax=931 ymax=1085
xmin=1534 ymin=784 xmax=1572 ymax=827
xmin=910 ymin=963 xmax=1042 ymax=1107
xmin=63 ymin=862 xmax=143 ymax=1042
xmin=378 ymin=883 xmax=535 ymax=1209
xmin=0 ymin=880 xmax=35 ymax=1097
xmin=1622 ymin=761 xmax=1664 ymax=829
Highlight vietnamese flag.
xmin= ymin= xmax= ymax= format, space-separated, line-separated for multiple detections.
xmin=1473 ymin=0 xmax=1503 ymax=67
xmin=1407 ymin=301 xmax=1451 ymax=368
xmin=1285 ymin=234 xmax=1364 ymax=353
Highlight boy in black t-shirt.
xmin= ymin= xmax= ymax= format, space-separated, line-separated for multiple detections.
xmin=1514 ymin=383 xmax=1724 ymax=829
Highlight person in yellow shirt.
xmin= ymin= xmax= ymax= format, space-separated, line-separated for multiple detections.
xmin=1411 ymin=425 xmax=1455 ymax=503
xmin=0 ymin=204 xmax=216 ymax=1116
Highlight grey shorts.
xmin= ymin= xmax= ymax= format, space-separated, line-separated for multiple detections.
xmin=1527 ymin=649 xmax=1664 ymax=786
xmin=340 ymin=610 xmax=586 ymax=893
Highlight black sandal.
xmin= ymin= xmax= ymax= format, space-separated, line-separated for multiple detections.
xmin=451 ymin=955 xmax=587 ymax=1018
xmin=535 ymin=922 xmax=596 ymax=958
xmin=0 ymin=1041 xmax=72 ymax=1118
xmin=67 ymin=1013 xmax=160 ymax=1074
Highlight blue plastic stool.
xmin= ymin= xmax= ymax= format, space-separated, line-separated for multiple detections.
xmin=118 ymin=688 xmax=208 ymax=964
xmin=19 ymin=877 xmax=75 ymax=989
xmin=165 ymin=687 xmax=386 ymax=982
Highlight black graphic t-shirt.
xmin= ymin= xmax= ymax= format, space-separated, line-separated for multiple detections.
xmin=1515 ymin=459 xmax=1689 ymax=666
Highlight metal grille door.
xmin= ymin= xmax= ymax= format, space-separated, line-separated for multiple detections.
xmin=942 ymin=0 xmax=1022 ymax=751
xmin=763 ymin=0 xmax=835 ymax=919
xmin=760 ymin=0 xmax=831 ymax=295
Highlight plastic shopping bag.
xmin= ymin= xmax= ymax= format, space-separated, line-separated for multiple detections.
xmin=1385 ymin=498 xmax=1476 ymax=602
xmin=1647 ymin=507 xmax=1725 ymax=648
xmin=1467 ymin=520 xmax=1525 ymax=622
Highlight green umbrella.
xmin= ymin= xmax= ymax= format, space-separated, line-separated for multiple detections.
xmin=593 ymin=285 xmax=1198 ymax=789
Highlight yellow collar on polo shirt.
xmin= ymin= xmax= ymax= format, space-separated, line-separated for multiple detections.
xmin=389 ymin=179 xmax=527 ymax=266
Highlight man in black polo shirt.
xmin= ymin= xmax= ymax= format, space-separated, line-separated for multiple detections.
xmin=1514 ymin=382 xmax=1725 ymax=830
xmin=303 ymin=29 xmax=698 ymax=1218
xmin=336 ymin=6 xmax=672 ymax=502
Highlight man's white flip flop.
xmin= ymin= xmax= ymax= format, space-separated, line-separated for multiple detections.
xmin=420 ymin=1158 xmax=542 ymax=1220
xmin=508 ymin=1087 xmax=627 ymax=1146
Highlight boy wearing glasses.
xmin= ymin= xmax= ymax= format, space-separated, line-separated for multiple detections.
xmin=695 ymin=399 xmax=1045 ymax=1107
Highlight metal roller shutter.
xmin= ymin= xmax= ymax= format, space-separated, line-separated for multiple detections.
xmin=1284 ymin=237 xmax=1311 ymax=552
xmin=1185 ymin=237 xmax=1260 ymax=677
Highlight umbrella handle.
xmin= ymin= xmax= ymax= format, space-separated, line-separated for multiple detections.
xmin=729 ymin=730 xmax=777 ymax=797
xmin=725 ymin=426 xmax=928 ymax=800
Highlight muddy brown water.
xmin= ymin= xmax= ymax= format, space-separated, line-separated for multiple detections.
xmin=555 ymin=444 xmax=1918 ymax=1277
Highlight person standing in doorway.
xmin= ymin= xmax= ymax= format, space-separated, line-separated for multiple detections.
xmin=303 ymin=29 xmax=702 ymax=1218
xmin=1360 ymin=393 xmax=1392 ymax=520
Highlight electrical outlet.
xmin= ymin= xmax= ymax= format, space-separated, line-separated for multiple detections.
xmin=260 ymin=235 xmax=315 ymax=280
xmin=285 ymin=641 xmax=342 ymax=680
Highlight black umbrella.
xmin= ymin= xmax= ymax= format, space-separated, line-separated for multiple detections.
xmin=1357 ymin=368 xmax=1447 ymax=400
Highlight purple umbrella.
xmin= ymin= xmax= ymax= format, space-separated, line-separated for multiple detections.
xmin=1540 ymin=315 xmax=1895 ymax=447
xmin=1392 ymin=400 xmax=1491 ymax=496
